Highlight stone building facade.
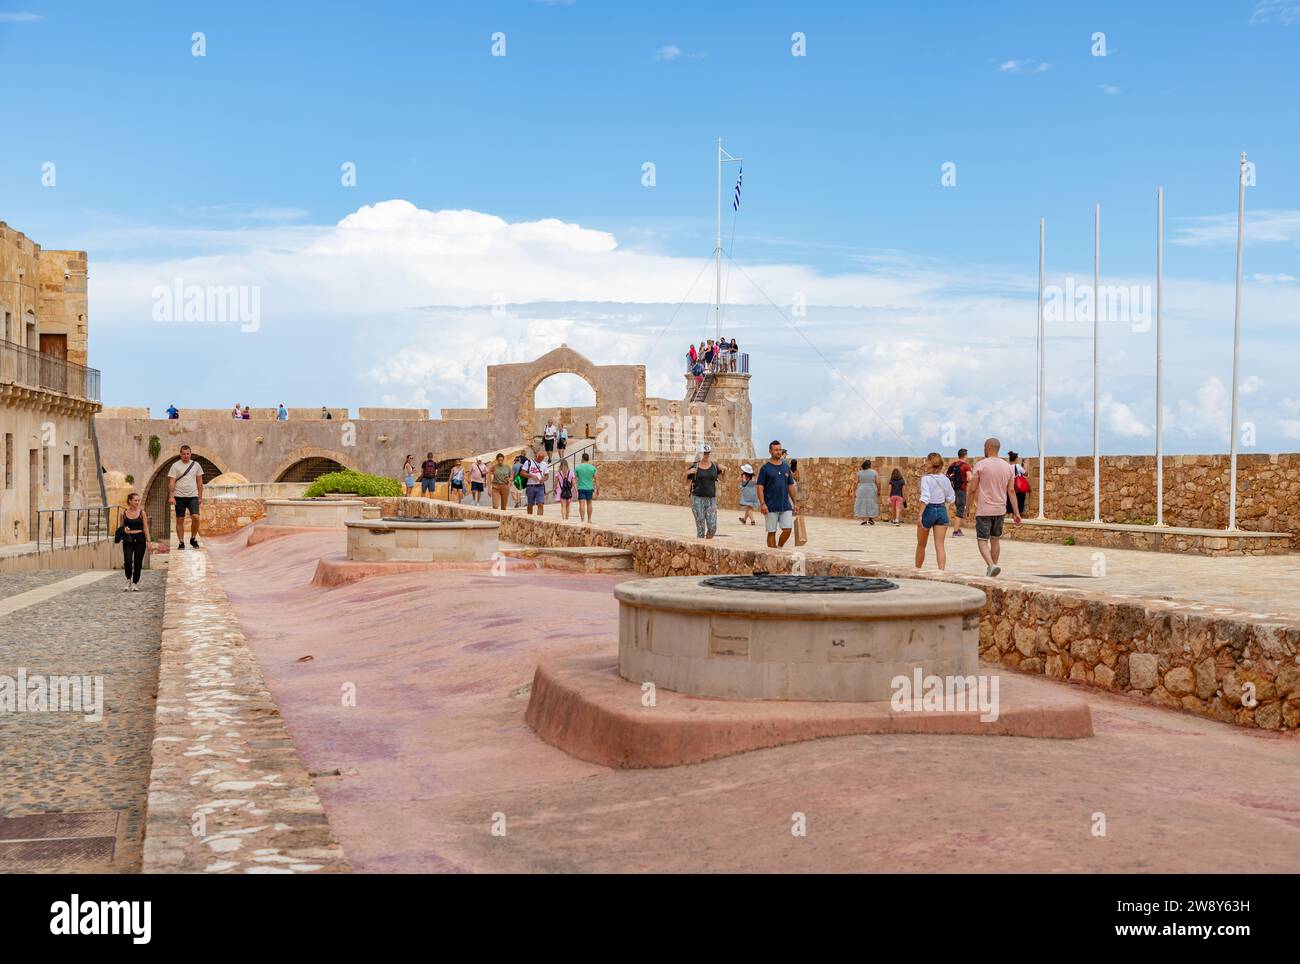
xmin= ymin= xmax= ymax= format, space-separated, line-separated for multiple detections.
xmin=0 ymin=221 xmax=100 ymax=546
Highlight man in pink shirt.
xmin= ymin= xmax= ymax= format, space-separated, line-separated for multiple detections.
xmin=963 ymin=437 xmax=1021 ymax=577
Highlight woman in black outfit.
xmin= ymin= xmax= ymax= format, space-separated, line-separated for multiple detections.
xmin=121 ymin=492 xmax=152 ymax=591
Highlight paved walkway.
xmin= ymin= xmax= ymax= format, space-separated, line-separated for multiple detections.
xmin=211 ymin=527 xmax=1300 ymax=873
xmin=0 ymin=568 xmax=164 ymax=872
xmin=529 ymin=500 xmax=1300 ymax=619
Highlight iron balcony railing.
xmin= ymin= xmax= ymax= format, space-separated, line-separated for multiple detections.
xmin=0 ymin=339 xmax=101 ymax=402
xmin=34 ymin=506 xmax=123 ymax=553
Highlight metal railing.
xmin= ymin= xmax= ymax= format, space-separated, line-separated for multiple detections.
xmin=0 ymin=339 xmax=101 ymax=402
xmin=685 ymin=351 xmax=749 ymax=375
xmin=34 ymin=506 xmax=123 ymax=552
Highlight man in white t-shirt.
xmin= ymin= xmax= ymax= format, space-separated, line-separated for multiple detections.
xmin=167 ymin=444 xmax=205 ymax=550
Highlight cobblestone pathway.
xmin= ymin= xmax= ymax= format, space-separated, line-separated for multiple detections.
xmin=0 ymin=570 xmax=75 ymax=601
xmin=0 ymin=568 xmax=164 ymax=872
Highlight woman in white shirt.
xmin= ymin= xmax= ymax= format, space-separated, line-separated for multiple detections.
xmin=916 ymin=451 xmax=956 ymax=571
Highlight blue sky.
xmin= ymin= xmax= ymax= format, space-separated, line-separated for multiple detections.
xmin=2 ymin=0 xmax=1298 ymax=456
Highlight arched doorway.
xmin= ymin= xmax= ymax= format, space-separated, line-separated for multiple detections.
xmin=275 ymin=457 xmax=346 ymax=483
xmin=143 ymin=453 xmax=222 ymax=542
xmin=528 ymin=371 xmax=598 ymax=448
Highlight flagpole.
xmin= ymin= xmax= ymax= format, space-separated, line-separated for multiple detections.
xmin=1155 ymin=187 xmax=1165 ymax=526
xmin=1037 ymin=218 xmax=1045 ymax=519
xmin=1228 ymin=152 xmax=1247 ymax=531
xmin=715 ymin=136 xmax=722 ymax=345
xmin=1093 ymin=203 xmax=1101 ymax=524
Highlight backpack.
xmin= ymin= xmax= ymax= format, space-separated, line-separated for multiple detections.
xmin=560 ymin=473 xmax=574 ymax=499
xmin=945 ymin=462 xmax=965 ymax=491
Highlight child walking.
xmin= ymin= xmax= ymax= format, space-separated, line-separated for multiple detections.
xmin=737 ymin=462 xmax=758 ymax=525
xmin=888 ymin=468 xmax=906 ymax=525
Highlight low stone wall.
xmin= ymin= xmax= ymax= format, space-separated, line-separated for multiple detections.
xmin=586 ymin=453 xmax=1300 ymax=547
xmin=380 ymin=497 xmax=1300 ymax=732
xmin=142 ymin=548 xmax=349 ymax=873
xmin=201 ymin=497 xmax=265 ymax=536
xmin=0 ymin=541 xmax=116 ymax=572
xmin=998 ymin=519 xmax=1292 ymax=556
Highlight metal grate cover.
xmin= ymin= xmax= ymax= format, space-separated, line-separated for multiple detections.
xmin=380 ymin=516 xmax=459 ymax=523
xmin=701 ymin=574 xmax=898 ymax=593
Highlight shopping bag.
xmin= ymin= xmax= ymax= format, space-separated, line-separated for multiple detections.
xmin=793 ymin=514 xmax=808 ymax=546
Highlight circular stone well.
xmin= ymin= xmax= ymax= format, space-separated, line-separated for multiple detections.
xmin=615 ymin=574 xmax=986 ymax=701
xmin=345 ymin=517 xmax=499 ymax=563
xmin=264 ymin=498 xmax=366 ymax=528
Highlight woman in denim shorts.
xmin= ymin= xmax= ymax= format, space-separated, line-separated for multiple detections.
xmin=915 ymin=452 xmax=956 ymax=571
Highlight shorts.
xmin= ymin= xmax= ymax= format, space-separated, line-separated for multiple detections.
xmin=543 ymin=438 xmax=555 ymax=453
xmin=451 ymin=480 xmax=464 ymax=490
xmin=954 ymin=490 xmax=967 ymax=517
xmin=526 ymin=483 xmax=546 ymax=507
xmin=976 ymin=514 xmax=1005 ymax=540
xmin=890 ymin=495 xmax=904 ymax=510
xmin=765 ymin=510 xmax=794 ymax=533
xmin=471 ymin=481 xmax=484 ymax=493
xmin=420 ymin=477 xmax=436 ymax=494
xmin=404 ymin=475 xmax=415 ymax=488
xmin=920 ymin=504 xmax=949 ymax=529
xmin=174 ymin=496 xmax=200 ymax=518
xmin=577 ymin=489 xmax=594 ymax=502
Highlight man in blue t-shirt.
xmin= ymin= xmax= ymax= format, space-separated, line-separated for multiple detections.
xmin=166 ymin=403 xmax=179 ymax=420
xmin=755 ymin=439 xmax=799 ymax=548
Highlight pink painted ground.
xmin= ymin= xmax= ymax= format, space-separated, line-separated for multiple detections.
xmin=208 ymin=528 xmax=1300 ymax=873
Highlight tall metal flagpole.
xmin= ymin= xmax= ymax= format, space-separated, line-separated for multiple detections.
xmin=1156 ymin=187 xmax=1165 ymax=526
xmin=715 ymin=137 xmax=723 ymax=344
xmin=1037 ymin=218 xmax=1046 ymax=519
xmin=1092 ymin=203 xmax=1101 ymax=523
xmin=1228 ymin=152 xmax=1247 ymax=531
xmin=714 ymin=138 xmax=743 ymax=345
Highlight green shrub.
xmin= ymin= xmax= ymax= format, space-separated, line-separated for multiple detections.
xmin=1063 ymin=536 xmax=1076 ymax=546
xmin=124 ymin=474 xmax=134 ymax=484
xmin=303 ymin=470 xmax=403 ymax=498
xmin=147 ymin=435 xmax=161 ymax=461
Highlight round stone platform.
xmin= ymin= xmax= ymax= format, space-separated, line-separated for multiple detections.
xmin=616 ymin=574 xmax=986 ymax=701
xmin=264 ymin=498 xmax=365 ymax=528
xmin=345 ymin=517 xmax=499 ymax=563
xmin=528 ymin=654 xmax=1093 ymax=767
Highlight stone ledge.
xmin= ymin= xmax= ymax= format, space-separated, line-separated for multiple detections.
xmin=1002 ymin=518 xmax=1292 ymax=556
xmin=142 ymin=549 xmax=350 ymax=874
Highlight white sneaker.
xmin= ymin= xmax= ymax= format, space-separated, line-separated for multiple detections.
xmin=122 ymin=582 xmax=131 ymax=592
xmin=986 ymin=565 xmax=1001 ymax=577
xmin=131 ymin=583 xmax=139 ymax=592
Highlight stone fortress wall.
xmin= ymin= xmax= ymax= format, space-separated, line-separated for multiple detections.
xmin=95 ymin=344 xmax=756 ymax=496
xmin=584 ymin=452 xmax=1300 ymax=546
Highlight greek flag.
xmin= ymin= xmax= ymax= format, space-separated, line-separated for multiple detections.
xmin=733 ymin=168 xmax=743 ymax=211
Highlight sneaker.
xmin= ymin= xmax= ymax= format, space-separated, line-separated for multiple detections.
xmin=122 ymin=582 xmax=132 ymax=592
xmin=130 ymin=584 xmax=139 ymax=592
xmin=953 ymin=530 xmax=964 ymax=537
xmin=986 ymin=565 xmax=1001 ymax=578
xmin=189 ymin=538 xmax=200 ymax=548
xmin=177 ymin=542 xmax=186 ymax=550
xmin=868 ymin=519 xmax=875 ymax=526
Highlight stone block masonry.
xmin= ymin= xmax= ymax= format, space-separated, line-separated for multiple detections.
xmin=142 ymin=548 xmax=349 ymax=873
xmin=375 ymin=497 xmax=1300 ymax=733
xmin=586 ymin=453 xmax=1300 ymax=548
